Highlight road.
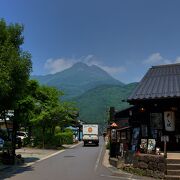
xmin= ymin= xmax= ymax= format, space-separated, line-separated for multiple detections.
xmin=2 ymin=137 xmax=145 ymax=180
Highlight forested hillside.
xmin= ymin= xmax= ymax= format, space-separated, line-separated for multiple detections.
xmin=73 ymin=83 xmax=138 ymax=125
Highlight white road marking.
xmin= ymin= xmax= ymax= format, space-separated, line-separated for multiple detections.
xmin=100 ymin=174 xmax=138 ymax=180
xmin=94 ymin=145 xmax=104 ymax=172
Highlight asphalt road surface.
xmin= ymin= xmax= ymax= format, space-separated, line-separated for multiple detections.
xmin=2 ymin=137 xmax=142 ymax=180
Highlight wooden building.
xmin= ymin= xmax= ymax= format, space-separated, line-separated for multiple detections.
xmin=126 ymin=63 xmax=180 ymax=152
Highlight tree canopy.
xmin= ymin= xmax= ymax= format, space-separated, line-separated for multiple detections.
xmin=0 ymin=19 xmax=32 ymax=111
xmin=0 ymin=19 xmax=79 ymax=156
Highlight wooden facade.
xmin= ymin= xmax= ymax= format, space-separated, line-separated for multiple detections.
xmin=113 ymin=64 xmax=180 ymax=154
xmin=127 ymin=64 xmax=180 ymax=152
xmin=129 ymin=99 xmax=180 ymax=152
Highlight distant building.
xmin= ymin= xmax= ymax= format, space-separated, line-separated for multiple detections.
xmin=0 ymin=110 xmax=14 ymax=130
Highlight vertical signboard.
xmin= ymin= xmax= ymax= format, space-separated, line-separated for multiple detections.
xmin=164 ymin=111 xmax=175 ymax=132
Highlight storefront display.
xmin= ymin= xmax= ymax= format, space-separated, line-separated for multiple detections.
xmin=147 ymin=139 xmax=156 ymax=152
xmin=140 ymin=139 xmax=148 ymax=152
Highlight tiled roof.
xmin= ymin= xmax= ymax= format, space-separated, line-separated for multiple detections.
xmin=128 ymin=63 xmax=180 ymax=101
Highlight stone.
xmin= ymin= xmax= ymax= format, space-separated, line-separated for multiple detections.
xmin=159 ymin=156 xmax=166 ymax=163
xmin=158 ymin=172 xmax=165 ymax=179
xmin=139 ymin=162 xmax=148 ymax=169
xmin=144 ymin=155 xmax=149 ymax=163
xmin=148 ymin=162 xmax=157 ymax=170
xmin=149 ymin=155 xmax=157 ymax=162
xmin=133 ymin=161 xmax=139 ymax=168
xmin=146 ymin=169 xmax=154 ymax=177
xmin=153 ymin=170 xmax=160 ymax=178
xmin=158 ymin=163 xmax=166 ymax=172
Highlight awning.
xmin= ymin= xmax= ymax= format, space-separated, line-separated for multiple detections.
xmin=117 ymin=126 xmax=131 ymax=131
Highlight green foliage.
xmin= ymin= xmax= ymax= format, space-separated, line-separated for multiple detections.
xmin=123 ymin=167 xmax=147 ymax=177
xmin=28 ymin=84 xmax=77 ymax=148
xmin=54 ymin=126 xmax=61 ymax=134
xmin=0 ymin=19 xmax=32 ymax=160
xmin=32 ymin=129 xmax=73 ymax=148
xmin=73 ymin=83 xmax=138 ymax=125
xmin=31 ymin=60 xmax=137 ymax=128
xmin=0 ymin=19 xmax=32 ymax=111
xmin=0 ymin=19 xmax=77 ymax=150
xmin=56 ymin=130 xmax=73 ymax=145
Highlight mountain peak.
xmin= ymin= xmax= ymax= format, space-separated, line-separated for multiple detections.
xmin=32 ymin=61 xmax=124 ymax=99
xmin=72 ymin=62 xmax=89 ymax=68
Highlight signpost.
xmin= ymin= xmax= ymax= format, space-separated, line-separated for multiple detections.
xmin=161 ymin=135 xmax=169 ymax=158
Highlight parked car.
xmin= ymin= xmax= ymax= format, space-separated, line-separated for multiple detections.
xmin=17 ymin=131 xmax=28 ymax=140
xmin=16 ymin=131 xmax=28 ymax=147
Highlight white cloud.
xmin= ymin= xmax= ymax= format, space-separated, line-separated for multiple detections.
xmin=175 ymin=57 xmax=180 ymax=63
xmin=44 ymin=55 xmax=126 ymax=75
xmin=44 ymin=58 xmax=74 ymax=74
xmin=143 ymin=53 xmax=180 ymax=66
xmin=143 ymin=53 xmax=171 ymax=65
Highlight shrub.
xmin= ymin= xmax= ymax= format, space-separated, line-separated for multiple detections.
xmin=56 ymin=131 xmax=73 ymax=145
xmin=31 ymin=128 xmax=73 ymax=148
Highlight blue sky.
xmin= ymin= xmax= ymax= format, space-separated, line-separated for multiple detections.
xmin=1 ymin=0 xmax=180 ymax=83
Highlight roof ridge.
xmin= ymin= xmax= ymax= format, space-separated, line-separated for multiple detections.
xmin=152 ymin=63 xmax=180 ymax=68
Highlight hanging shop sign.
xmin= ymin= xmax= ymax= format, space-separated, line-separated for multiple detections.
xmin=164 ymin=111 xmax=175 ymax=132
xmin=150 ymin=113 xmax=163 ymax=129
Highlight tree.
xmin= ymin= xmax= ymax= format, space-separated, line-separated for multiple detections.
xmin=30 ymin=85 xmax=77 ymax=148
xmin=16 ymin=80 xmax=39 ymax=139
xmin=0 ymin=19 xmax=32 ymax=163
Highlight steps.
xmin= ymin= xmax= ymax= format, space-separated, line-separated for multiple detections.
xmin=165 ymin=159 xmax=180 ymax=180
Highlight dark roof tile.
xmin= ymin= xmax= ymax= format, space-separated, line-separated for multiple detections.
xmin=128 ymin=63 xmax=180 ymax=101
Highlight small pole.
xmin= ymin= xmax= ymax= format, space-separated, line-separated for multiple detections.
xmin=164 ymin=139 xmax=167 ymax=158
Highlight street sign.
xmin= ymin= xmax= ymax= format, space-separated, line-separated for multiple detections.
xmin=161 ymin=135 xmax=169 ymax=142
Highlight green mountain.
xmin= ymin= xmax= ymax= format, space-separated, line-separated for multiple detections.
xmin=72 ymin=83 xmax=138 ymax=125
xmin=32 ymin=62 xmax=124 ymax=99
xmin=32 ymin=62 xmax=137 ymax=126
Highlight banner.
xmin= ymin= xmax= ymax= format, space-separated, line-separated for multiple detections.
xmin=164 ymin=111 xmax=175 ymax=131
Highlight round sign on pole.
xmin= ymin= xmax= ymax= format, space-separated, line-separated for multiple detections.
xmin=88 ymin=127 xmax=92 ymax=133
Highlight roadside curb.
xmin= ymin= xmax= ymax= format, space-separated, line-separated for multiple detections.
xmin=62 ymin=141 xmax=83 ymax=149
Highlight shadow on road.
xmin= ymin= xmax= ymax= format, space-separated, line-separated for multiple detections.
xmin=23 ymin=157 xmax=39 ymax=163
xmin=0 ymin=165 xmax=34 ymax=180
xmin=0 ymin=157 xmax=40 ymax=180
